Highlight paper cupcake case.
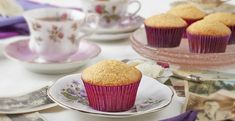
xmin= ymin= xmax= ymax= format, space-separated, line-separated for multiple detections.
xmin=144 ymin=25 xmax=185 ymax=48
xmin=83 ymin=81 xmax=140 ymax=112
xmin=187 ymin=33 xmax=230 ymax=53
xmin=228 ymin=26 xmax=235 ymax=44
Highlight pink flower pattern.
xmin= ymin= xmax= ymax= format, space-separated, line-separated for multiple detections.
xmin=94 ymin=5 xmax=120 ymax=23
xmin=72 ymin=23 xmax=78 ymax=31
xmin=68 ymin=34 xmax=76 ymax=44
xmin=48 ymin=25 xmax=64 ymax=42
xmin=32 ymin=22 xmax=41 ymax=31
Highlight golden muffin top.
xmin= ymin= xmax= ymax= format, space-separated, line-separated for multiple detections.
xmin=187 ymin=20 xmax=231 ymax=36
xmin=82 ymin=60 xmax=142 ymax=86
xmin=204 ymin=12 xmax=235 ymax=26
xmin=168 ymin=4 xmax=206 ymax=20
xmin=144 ymin=13 xmax=187 ymax=28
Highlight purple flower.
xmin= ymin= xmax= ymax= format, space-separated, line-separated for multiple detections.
xmin=80 ymin=89 xmax=87 ymax=97
xmin=72 ymin=80 xmax=80 ymax=85
xmin=66 ymin=88 xmax=77 ymax=95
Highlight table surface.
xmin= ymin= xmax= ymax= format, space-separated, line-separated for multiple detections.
xmin=0 ymin=0 xmax=234 ymax=121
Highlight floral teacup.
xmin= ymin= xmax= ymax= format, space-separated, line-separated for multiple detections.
xmin=81 ymin=0 xmax=141 ymax=27
xmin=23 ymin=8 xmax=99 ymax=62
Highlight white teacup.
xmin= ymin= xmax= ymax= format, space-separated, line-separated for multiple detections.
xmin=81 ymin=0 xmax=141 ymax=27
xmin=23 ymin=8 xmax=99 ymax=62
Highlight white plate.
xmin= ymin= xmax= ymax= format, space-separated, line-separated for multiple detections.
xmin=88 ymin=32 xmax=131 ymax=41
xmin=82 ymin=16 xmax=144 ymax=34
xmin=4 ymin=39 xmax=101 ymax=74
xmin=48 ymin=74 xmax=174 ymax=118
xmin=0 ymin=85 xmax=57 ymax=114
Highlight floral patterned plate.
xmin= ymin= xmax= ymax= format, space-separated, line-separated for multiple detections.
xmin=81 ymin=16 xmax=144 ymax=34
xmin=4 ymin=39 xmax=101 ymax=74
xmin=48 ymin=74 xmax=174 ymax=118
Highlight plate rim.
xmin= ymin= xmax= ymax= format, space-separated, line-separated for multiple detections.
xmin=48 ymin=73 xmax=174 ymax=117
xmin=88 ymin=32 xmax=132 ymax=41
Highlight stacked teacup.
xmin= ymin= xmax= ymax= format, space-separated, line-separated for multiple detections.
xmin=81 ymin=0 xmax=144 ymax=41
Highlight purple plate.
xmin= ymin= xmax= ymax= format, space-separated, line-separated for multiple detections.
xmin=0 ymin=0 xmax=51 ymax=27
xmin=4 ymin=39 xmax=101 ymax=74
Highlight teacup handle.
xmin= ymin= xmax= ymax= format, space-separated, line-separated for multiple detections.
xmin=128 ymin=0 xmax=141 ymax=18
xmin=77 ymin=13 xmax=99 ymax=40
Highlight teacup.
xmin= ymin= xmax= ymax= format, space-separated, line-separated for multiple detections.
xmin=81 ymin=0 xmax=141 ymax=27
xmin=23 ymin=8 xmax=99 ymax=62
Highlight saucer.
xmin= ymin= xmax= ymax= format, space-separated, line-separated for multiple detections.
xmin=82 ymin=16 xmax=144 ymax=34
xmin=88 ymin=32 xmax=131 ymax=41
xmin=4 ymin=40 xmax=101 ymax=74
xmin=48 ymin=74 xmax=174 ymax=118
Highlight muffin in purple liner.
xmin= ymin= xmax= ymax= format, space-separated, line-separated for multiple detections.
xmin=81 ymin=60 xmax=142 ymax=112
xmin=204 ymin=12 xmax=235 ymax=44
xmin=144 ymin=13 xmax=187 ymax=48
xmin=168 ymin=4 xmax=206 ymax=38
xmin=187 ymin=20 xmax=231 ymax=53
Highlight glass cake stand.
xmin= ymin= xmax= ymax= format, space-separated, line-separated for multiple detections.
xmin=130 ymin=28 xmax=235 ymax=69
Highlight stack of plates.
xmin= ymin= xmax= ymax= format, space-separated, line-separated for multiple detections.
xmin=82 ymin=16 xmax=144 ymax=41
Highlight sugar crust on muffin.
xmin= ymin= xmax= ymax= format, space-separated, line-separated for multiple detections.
xmin=82 ymin=60 xmax=142 ymax=86
xmin=168 ymin=4 xmax=206 ymax=20
xmin=144 ymin=13 xmax=187 ymax=28
xmin=187 ymin=20 xmax=231 ymax=36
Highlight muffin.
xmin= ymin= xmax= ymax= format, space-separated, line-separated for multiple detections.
xmin=144 ymin=13 xmax=187 ymax=48
xmin=187 ymin=20 xmax=231 ymax=53
xmin=81 ymin=60 xmax=142 ymax=112
xmin=168 ymin=4 xmax=206 ymax=38
xmin=204 ymin=12 xmax=235 ymax=44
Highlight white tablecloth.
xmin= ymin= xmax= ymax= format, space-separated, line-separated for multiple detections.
xmin=0 ymin=0 xmax=234 ymax=120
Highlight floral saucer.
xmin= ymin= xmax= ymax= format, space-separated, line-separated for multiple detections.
xmin=81 ymin=16 xmax=144 ymax=34
xmin=48 ymin=74 xmax=174 ymax=118
xmin=88 ymin=32 xmax=131 ymax=41
xmin=4 ymin=39 xmax=101 ymax=74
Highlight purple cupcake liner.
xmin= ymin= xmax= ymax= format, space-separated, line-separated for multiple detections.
xmin=144 ymin=25 xmax=185 ymax=48
xmin=187 ymin=33 xmax=230 ymax=53
xmin=82 ymin=80 xmax=140 ymax=112
xmin=228 ymin=26 xmax=235 ymax=44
